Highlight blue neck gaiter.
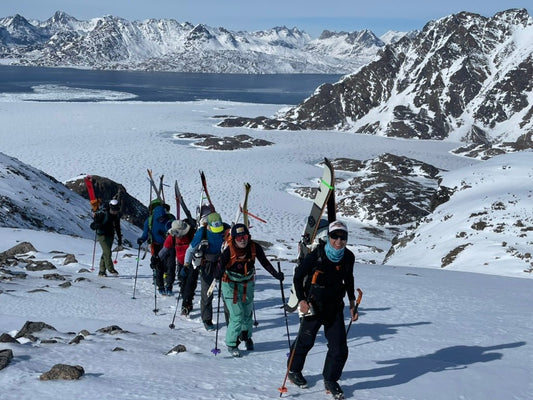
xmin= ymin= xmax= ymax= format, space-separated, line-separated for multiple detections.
xmin=325 ymin=241 xmax=345 ymax=263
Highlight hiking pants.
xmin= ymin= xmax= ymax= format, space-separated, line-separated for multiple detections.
xmin=222 ymin=279 xmax=255 ymax=347
xmin=199 ymin=265 xmax=215 ymax=322
xmin=182 ymin=266 xmax=199 ymax=309
xmin=97 ymin=234 xmax=114 ymax=274
xmin=289 ymin=308 xmax=348 ymax=382
xmin=150 ymin=243 xmax=164 ymax=290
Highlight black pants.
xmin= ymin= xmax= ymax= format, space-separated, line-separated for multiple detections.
xmin=289 ymin=308 xmax=348 ymax=382
xmin=182 ymin=266 xmax=199 ymax=309
xmin=150 ymin=243 xmax=165 ymax=290
xmin=181 ymin=263 xmax=215 ymax=322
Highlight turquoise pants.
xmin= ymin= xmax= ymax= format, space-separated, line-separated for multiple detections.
xmin=222 ymin=279 xmax=255 ymax=347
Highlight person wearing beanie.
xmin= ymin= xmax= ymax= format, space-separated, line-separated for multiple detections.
xmin=90 ymin=199 xmax=122 ymax=277
xmin=157 ymin=220 xmax=195 ymax=296
xmin=287 ymin=220 xmax=358 ymax=398
xmin=216 ymin=223 xmax=284 ymax=357
xmin=182 ymin=212 xmax=230 ymax=330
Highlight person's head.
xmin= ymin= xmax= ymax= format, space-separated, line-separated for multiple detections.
xmin=328 ymin=221 xmax=348 ymax=249
xmin=109 ymin=199 xmax=120 ymax=214
xmin=231 ymin=223 xmax=250 ymax=249
xmin=207 ymin=212 xmax=224 ymax=233
xmin=168 ymin=219 xmax=190 ymax=237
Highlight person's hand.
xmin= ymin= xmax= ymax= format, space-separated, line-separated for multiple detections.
xmin=299 ymin=300 xmax=310 ymax=315
xmin=275 ymin=271 xmax=284 ymax=281
xmin=137 ymin=238 xmax=143 ymax=245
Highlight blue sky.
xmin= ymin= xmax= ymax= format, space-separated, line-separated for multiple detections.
xmin=1 ymin=1 xmax=529 ymax=37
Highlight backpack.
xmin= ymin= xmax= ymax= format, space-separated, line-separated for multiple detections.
xmin=224 ymin=239 xmax=257 ymax=282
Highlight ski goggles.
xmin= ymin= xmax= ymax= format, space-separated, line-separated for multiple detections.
xmin=235 ymin=234 xmax=249 ymax=242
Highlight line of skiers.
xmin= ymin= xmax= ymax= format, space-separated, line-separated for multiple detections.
xmin=91 ymin=195 xmax=359 ymax=398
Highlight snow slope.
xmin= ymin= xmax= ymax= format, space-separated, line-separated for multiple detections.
xmin=0 ymin=228 xmax=531 ymax=400
xmin=0 ymin=88 xmax=532 ymax=400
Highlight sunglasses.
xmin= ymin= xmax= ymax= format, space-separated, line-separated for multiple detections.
xmin=235 ymin=234 xmax=249 ymax=242
xmin=330 ymin=233 xmax=347 ymax=241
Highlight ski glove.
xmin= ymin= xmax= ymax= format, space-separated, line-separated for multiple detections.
xmin=136 ymin=238 xmax=144 ymax=245
xmin=275 ymin=271 xmax=284 ymax=281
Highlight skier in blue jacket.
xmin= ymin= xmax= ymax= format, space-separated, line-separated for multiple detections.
xmin=137 ymin=199 xmax=175 ymax=294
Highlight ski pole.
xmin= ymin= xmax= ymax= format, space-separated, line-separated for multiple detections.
xmin=113 ymin=245 xmax=119 ymax=264
xmin=90 ymin=230 xmax=97 ymax=271
xmin=169 ymin=286 xmax=183 ymax=329
xmin=153 ymin=269 xmax=159 ymax=314
xmin=346 ymin=288 xmax=363 ymax=335
xmin=277 ymin=262 xmax=291 ymax=351
xmin=132 ymin=244 xmax=141 ymax=299
xmin=278 ymin=313 xmax=306 ymax=397
xmin=211 ymin=278 xmax=222 ymax=355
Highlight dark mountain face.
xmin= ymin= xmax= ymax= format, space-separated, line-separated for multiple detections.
xmin=221 ymin=9 xmax=533 ymax=152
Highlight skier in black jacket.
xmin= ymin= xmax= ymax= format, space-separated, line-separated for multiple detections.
xmin=91 ymin=199 xmax=122 ymax=277
xmin=288 ymin=220 xmax=358 ymax=398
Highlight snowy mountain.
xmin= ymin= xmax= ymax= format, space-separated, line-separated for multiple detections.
xmin=0 ymin=11 xmax=387 ymax=74
xmin=384 ymin=151 xmax=533 ymax=277
xmin=0 ymin=152 xmax=141 ymax=245
xmin=222 ymin=9 xmax=533 ymax=151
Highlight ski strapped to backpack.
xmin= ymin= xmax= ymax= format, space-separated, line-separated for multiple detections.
xmin=174 ymin=180 xmax=195 ymax=226
xmin=286 ymin=158 xmax=336 ymax=312
xmin=84 ymin=175 xmax=101 ymax=212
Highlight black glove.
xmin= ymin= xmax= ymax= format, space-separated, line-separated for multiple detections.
xmin=90 ymin=222 xmax=97 ymax=230
xmin=137 ymin=238 xmax=143 ymax=245
xmin=214 ymin=264 xmax=224 ymax=280
xmin=275 ymin=271 xmax=284 ymax=281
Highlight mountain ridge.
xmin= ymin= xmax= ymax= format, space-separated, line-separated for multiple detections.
xmin=0 ymin=11 xmax=399 ymax=74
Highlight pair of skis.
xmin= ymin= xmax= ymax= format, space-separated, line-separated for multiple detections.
xmin=285 ymin=158 xmax=336 ymax=312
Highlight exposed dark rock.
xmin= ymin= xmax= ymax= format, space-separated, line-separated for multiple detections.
xmin=0 ymin=333 xmax=18 ymax=343
xmin=26 ymin=260 xmax=56 ymax=271
xmin=97 ymin=325 xmax=128 ymax=335
xmin=174 ymin=132 xmax=274 ymax=150
xmin=39 ymin=364 xmax=85 ymax=380
xmin=63 ymin=254 xmax=78 ymax=265
xmin=166 ymin=344 xmax=187 ymax=354
xmin=0 ymin=349 xmax=13 ymax=370
xmin=65 ymin=175 xmax=147 ymax=229
xmin=329 ymin=154 xmax=442 ymax=225
xmin=43 ymin=273 xmax=66 ymax=280
xmin=0 ymin=242 xmax=37 ymax=259
xmin=14 ymin=321 xmax=57 ymax=339
xmin=69 ymin=335 xmax=84 ymax=344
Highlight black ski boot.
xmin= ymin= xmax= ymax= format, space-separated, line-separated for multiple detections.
xmin=324 ymin=380 xmax=344 ymax=399
xmin=288 ymin=371 xmax=308 ymax=388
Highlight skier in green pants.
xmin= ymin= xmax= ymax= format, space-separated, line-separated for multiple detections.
xmin=91 ymin=199 xmax=122 ymax=277
xmin=216 ymin=223 xmax=284 ymax=357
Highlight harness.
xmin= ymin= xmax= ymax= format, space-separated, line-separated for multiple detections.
xmin=223 ymin=240 xmax=257 ymax=303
